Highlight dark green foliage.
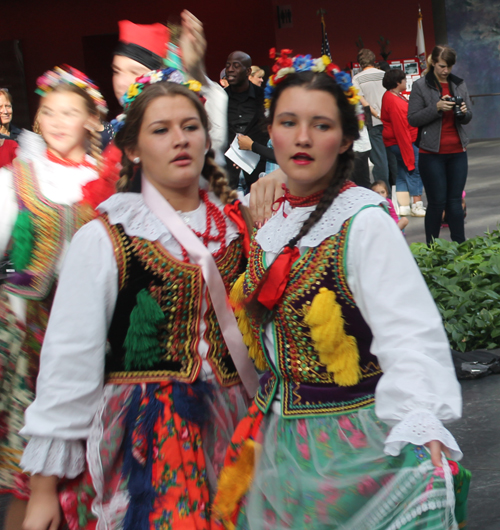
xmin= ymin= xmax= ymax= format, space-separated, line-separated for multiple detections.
xmin=411 ymin=231 xmax=500 ymax=352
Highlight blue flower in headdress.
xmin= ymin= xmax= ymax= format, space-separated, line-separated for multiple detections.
xmin=264 ymin=83 xmax=275 ymax=101
xmin=293 ymin=54 xmax=314 ymax=72
xmin=335 ymin=72 xmax=352 ymax=92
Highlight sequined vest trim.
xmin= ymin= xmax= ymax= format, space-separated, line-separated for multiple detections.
xmin=244 ymin=211 xmax=383 ymax=417
xmin=4 ymin=159 xmax=95 ymax=300
xmin=101 ymin=215 xmax=245 ymax=387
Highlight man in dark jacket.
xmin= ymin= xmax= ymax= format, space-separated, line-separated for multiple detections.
xmin=224 ymin=50 xmax=268 ymax=189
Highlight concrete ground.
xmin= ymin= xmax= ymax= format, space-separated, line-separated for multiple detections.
xmin=400 ymin=140 xmax=500 ymax=530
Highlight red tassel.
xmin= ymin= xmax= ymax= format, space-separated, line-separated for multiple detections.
xmin=257 ymin=245 xmax=300 ymax=310
xmin=224 ymin=201 xmax=250 ymax=257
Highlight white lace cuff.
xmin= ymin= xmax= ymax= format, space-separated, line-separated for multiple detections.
xmin=384 ymin=410 xmax=463 ymax=461
xmin=20 ymin=437 xmax=86 ymax=478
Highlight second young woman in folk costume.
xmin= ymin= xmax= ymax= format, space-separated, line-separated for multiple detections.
xmin=214 ymin=51 xmax=469 ymax=530
xmin=0 ymin=66 xmax=116 ymax=529
xmin=21 ymin=69 xmax=258 ymax=530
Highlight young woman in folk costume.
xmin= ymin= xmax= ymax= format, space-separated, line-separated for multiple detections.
xmin=0 ymin=65 xmax=117 ymax=529
xmin=214 ymin=51 xmax=470 ymax=530
xmin=20 ymin=68 xmax=258 ymax=530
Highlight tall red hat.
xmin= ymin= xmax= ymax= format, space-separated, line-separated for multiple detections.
xmin=115 ymin=21 xmax=169 ymax=70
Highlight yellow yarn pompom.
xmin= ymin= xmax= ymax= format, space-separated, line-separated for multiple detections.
xmin=304 ymin=287 xmax=361 ymax=386
xmin=213 ymin=439 xmax=258 ymax=528
xmin=230 ymin=274 xmax=268 ymax=371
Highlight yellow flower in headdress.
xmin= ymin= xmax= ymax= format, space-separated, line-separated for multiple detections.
xmin=321 ymin=55 xmax=331 ymax=66
xmin=127 ymin=83 xmax=140 ymax=99
xmin=345 ymin=86 xmax=360 ymax=106
xmin=312 ymin=58 xmax=326 ymax=73
xmin=185 ymin=79 xmax=202 ymax=92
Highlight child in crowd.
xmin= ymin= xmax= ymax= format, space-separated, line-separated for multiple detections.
xmin=0 ymin=65 xmax=116 ymax=529
xmin=372 ymin=180 xmax=408 ymax=231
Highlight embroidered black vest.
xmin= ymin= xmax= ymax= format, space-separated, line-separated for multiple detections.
xmin=244 ymin=214 xmax=383 ymax=417
xmin=100 ymin=216 xmax=245 ymax=387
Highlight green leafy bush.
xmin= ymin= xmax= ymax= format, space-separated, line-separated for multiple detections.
xmin=411 ymin=231 xmax=500 ymax=352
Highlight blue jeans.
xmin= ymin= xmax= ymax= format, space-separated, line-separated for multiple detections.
xmin=419 ymin=151 xmax=468 ymax=244
xmin=387 ymin=144 xmax=423 ymax=196
xmin=368 ymin=125 xmax=389 ymax=188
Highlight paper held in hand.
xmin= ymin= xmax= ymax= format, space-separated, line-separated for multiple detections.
xmin=224 ymin=136 xmax=261 ymax=175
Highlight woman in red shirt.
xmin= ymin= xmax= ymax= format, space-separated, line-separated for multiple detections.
xmin=408 ymin=46 xmax=472 ymax=244
xmin=381 ymin=69 xmax=425 ymax=217
xmin=0 ymin=138 xmax=17 ymax=168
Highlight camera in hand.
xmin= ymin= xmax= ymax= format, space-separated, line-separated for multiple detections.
xmin=449 ymin=96 xmax=465 ymax=119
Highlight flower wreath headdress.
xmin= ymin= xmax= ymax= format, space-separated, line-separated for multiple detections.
xmin=111 ymin=67 xmax=204 ymax=132
xmin=36 ymin=65 xmax=108 ymax=117
xmin=264 ymin=49 xmax=365 ymax=129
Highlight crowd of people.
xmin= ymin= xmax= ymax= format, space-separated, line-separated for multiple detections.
xmin=0 ymin=9 xmax=472 ymax=530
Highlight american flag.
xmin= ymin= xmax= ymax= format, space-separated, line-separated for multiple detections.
xmin=320 ymin=14 xmax=331 ymax=59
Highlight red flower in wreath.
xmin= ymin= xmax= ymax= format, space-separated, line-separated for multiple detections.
xmin=325 ymin=63 xmax=337 ymax=77
xmin=269 ymin=48 xmax=276 ymax=59
xmin=281 ymin=48 xmax=293 ymax=57
xmin=271 ymin=74 xmax=286 ymax=85
xmin=272 ymin=56 xmax=293 ymax=73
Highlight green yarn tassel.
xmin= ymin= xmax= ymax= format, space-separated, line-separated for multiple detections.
xmin=454 ymin=463 xmax=471 ymax=527
xmin=11 ymin=210 xmax=34 ymax=271
xmin=124 ymin=289 xmax=166 ymax=371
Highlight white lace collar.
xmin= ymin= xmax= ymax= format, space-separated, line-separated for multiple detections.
xmin=256 ymin=186 xmax=387 ymax=252
xmin=97 ymin=191 xmax=240 ymax=246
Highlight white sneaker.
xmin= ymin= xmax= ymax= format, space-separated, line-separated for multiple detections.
xmin=399 ymin=205 xmax=411 ymax=216
xmin=411 ymin=201 xmax=426 ymax=217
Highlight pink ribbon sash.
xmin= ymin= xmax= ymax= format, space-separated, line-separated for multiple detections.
xmin=142 ymin=177 xmax=259 ymax=397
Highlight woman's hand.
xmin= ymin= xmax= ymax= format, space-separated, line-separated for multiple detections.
xmin=460 ymin=102 xmax=468 ymax=115
xmin=237 ymin=134 xmax=254 ymax=151
xmin=436 ymin=97 xmax=455 ymax=113
xmin=426 ymin=439 xmax=451 ymax=467
xmin=249 ymin=168 xmax=287 ymax=227
xmin=23 ymin=475 xmax=61 ymax=530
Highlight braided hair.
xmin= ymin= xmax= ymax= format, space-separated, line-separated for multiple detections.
xmin=114 ymin=82 xmax=253 ymax=230
xmin=268 ymin=70 xmax=359 ymax=250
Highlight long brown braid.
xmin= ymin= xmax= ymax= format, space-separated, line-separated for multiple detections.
xmin=286 ymin=150 xmax=354 ymax=248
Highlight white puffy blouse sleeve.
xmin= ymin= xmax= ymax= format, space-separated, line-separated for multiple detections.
xmin=346 ymin=207 xmax=463 ymax=460
xmin=20 ymin=219 xmax=118 ymax=477
xmin=201 ymin=76 xmax=228 ymax=165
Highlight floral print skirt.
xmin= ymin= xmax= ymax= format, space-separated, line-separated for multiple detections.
xmin=226 ymin=405 xmax=469 ymax=530
xmin=0 ymin=289 xmax=52 ymax=500
xmin=60 ymin=375 xmax=249 ymax=530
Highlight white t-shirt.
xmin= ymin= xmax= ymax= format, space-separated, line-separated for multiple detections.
xmin=353 ymin=67 xmax=386 ymax=127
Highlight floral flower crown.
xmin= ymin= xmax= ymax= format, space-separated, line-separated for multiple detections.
xmin=36 ymin=65 xmax=108 ymax=117
xmin=111 ymin=68 xmax=204 ymax=133
xmin=265 ymin=49 xmax=364 ymax=129
xmin=121 ymin=67 xmax=203 ymax=113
